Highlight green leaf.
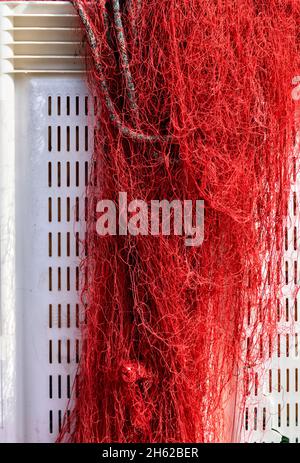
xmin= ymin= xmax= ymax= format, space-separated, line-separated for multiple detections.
xmin=271 ymin=428 xmax=290 ymax=443
xmin=280 ymin=435 xmax=289 ymax=443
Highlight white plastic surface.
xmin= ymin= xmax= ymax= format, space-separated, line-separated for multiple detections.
xmin=0 ymin=0 xmax=88 ymax=442
xmin=0 ymin=1 xmax=84 ymax=73
xmin=0 ymin=75 xmax=90 ymax=443
xmin=25 ymin=77 xmax=90 ymax=442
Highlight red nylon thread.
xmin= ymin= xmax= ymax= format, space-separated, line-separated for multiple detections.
xmin=56 ymin=0 xmax=300 ymax=443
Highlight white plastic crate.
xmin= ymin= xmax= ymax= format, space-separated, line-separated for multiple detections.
xmin=0 ymin=0 xmax=299 ymax=444
xmin=0 ymin=1 xmax=89 ymax=443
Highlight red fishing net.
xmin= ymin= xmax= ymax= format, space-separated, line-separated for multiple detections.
xmin=1 ymin=0 xmax=299 ymax=444
xmin=53 ymin=0 xmax=299 ymax=442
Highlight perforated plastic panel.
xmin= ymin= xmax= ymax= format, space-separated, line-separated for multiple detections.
xmin=20 ymin=80 xmax=300 ymax=444
xmin=17 ymin=76 xmax=90 ymax=442
xmin=241 ymin=137 xmax=300 ymax=443
xmin=2 ymin=77 xmax=300 ymax=444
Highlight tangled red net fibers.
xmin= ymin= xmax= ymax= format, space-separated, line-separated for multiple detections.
xmin=56 ymin=0 xmax=300 ymax=442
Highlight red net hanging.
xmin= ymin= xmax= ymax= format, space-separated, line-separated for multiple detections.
xmin=51 ymin=0 xmax=300 ymax=443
